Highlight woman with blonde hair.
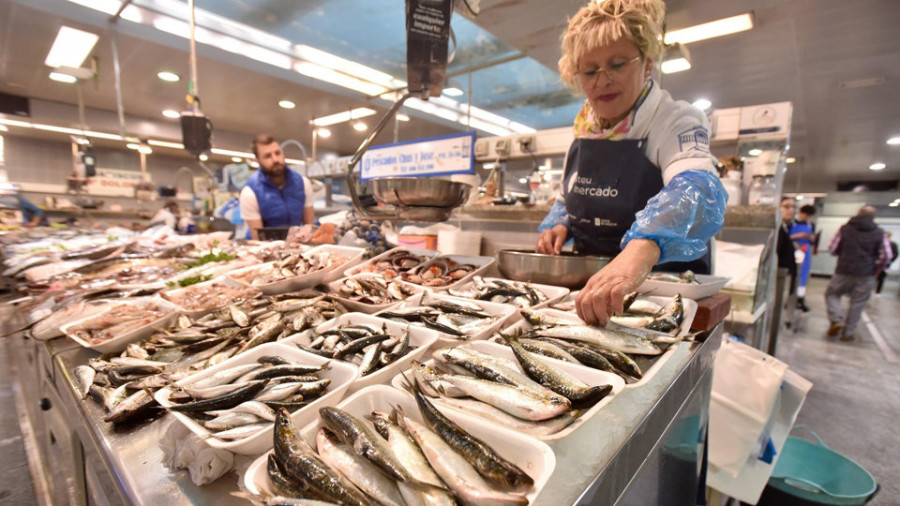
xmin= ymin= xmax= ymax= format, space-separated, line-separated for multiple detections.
xmin=536 ymin=0 xmax=727 ymax=325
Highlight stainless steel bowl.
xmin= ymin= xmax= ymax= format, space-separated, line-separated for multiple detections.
xmin=496 ymin=249 xmax=612 ymax=289
xmin=372 ymin=178 xmax=471 ymax=208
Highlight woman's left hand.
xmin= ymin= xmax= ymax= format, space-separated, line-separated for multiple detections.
xmin=576 ymin=239 xmax=660 ymax=326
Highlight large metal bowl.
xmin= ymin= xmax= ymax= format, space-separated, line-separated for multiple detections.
xmin=496 ymin=249 xmax=612 ymax=289
xmin=372 ymin=178 xmax=471 ymax=208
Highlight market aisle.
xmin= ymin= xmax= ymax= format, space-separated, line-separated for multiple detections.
xmin=0 ymin=309 xmax=38 ymax=505
xmin=774 ymin=275 xmax=900 ymax=505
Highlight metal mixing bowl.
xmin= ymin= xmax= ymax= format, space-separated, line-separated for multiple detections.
xmin=496 ymin=249 xmax=612 ymax=289
xmin=372 ymin=178 xmax=471 ymax=208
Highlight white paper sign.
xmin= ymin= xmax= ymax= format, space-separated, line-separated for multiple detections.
xmin=85 ymin=167 xmax=148 ymax=197
xmin=360 ymin=131 xmax=474 ymax=181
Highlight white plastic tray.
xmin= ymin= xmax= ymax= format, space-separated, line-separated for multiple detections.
xmin=399 ymin=254 xmax=495 ymax=292
xmin=159 ymin=276 xmax=261 ymax=319
xmin=343 ymin=246 xmax=440 ymax=278
xmin=227 ymin=245 xmax=365 ymax=295
xmin=243 ymin=385 xmax=555 ymax=504
xmin=282 ymin=313 xmax=439 ymax=395
xmin=391 ymin=340 xmax=624 ymax=441
xmin=60 ymin=296 xmax=180 ymax=354
xmin=500 ymin=306 xmax=683 ymax=389
xmin=375 ymin=291 xmax=519 ymax=347
xmin=448 ymin=276 xmax=570 ymax=310
xmin=637 ymin=273 xmax=730 ymax=300
xmin=153 ymin=342 xmax=357 ymax=456
xmin=325 ymin=272 xmax=426 ymax=315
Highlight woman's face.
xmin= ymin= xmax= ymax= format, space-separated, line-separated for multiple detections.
xmin=577 ymin=37 xmax=651 ymax=125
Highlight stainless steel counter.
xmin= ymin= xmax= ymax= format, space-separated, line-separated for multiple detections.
xmin=8 ymin=308 xmax=721 ymax=506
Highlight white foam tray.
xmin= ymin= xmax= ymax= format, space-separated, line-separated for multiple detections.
xmin=227 ymin=244 xmax=366 ymax=295
xmin=390 ymin=340 xmax=625 ymax=441
xmin=343 ymin=246 xmax=440 ymax=278
xmin=325 ymin=272 xmax=426 ymax=314
xmin=243 ymin=385 xmax=555 ymax=504
xmin=282 ymin=313 xmax=439 ymax=395
xmin=60 ymin=296 xmax=180 ymax=354
xmin=375 ymin=291 xmax=519 ymax=347
xmin=159 ymin=276 xmax=260 ymax=319
xmin=153 ymin=342 xmax=357 ymax=456
xmin=399 ymin=254 xmax=495 ymax=292
xmin=637 ymin=273 xmax=731 ymax=300
xmin=448 ymin=276 xmax=570 ymax=310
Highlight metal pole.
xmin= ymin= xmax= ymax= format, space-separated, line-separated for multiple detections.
xmin=76 ymin=82 xmax=86 ymax=133
xmin=767 ymin=267 xmax=788 ymax=356
xmin=110 ymin=0 xmax=134 ymax=22
xmin=110 ymin=28 xmax=126 ymax=138
xmin=188 ymin=0 xmax=199 ymax=103
xmin=466 ymin=72 xmax=472 ymax=129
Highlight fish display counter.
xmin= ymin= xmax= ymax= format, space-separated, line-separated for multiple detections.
xmin=1 ymin=232 xmax=723 ymax=506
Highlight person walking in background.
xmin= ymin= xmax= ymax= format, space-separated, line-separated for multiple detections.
xmin=875 ymin=231 xmax=898 ymax=294
xmin=825 ymin=205 xmax=893 ymax=341
xmin=777 ymin=199 xmax=798 ymax=308
xmin=790 ymin=204 xmax=818 ymax=311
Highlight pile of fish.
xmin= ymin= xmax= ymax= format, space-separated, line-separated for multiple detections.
xmin=549 ymin=293 xmax=685 ymax=335
xmin=65 ymin=302 xmax=170 ymax=345
xmin=448 ymin=276 xmax=553 ymax=308
xmin=407 ymin=340 xmax=613 ymax=438
xmin=165 ymin=355 xmax=332 ymax=442
xmin=378 ymin=298 xmax=499 ymax=340
xmin=160 ymin=282 xmax=262 ymax=313
xmin=349 ymin=248 xmax=435 ymax=279
xmin=252 ymin=400 xmax=533 ymax=506
xmin=296 ymin=322 xmax=415 ymax=376
xmin=400 ymin=256 xmax=478 ymax=287
xmin=334 ymin=274 xmax=418 ymax=306
xmin=230 ymin=249 xmax=351 ymax=286
xmin=646 ymin=270 xmax=700 ymax=284
xmin=72 ymin=292 xmax=346 ymax=425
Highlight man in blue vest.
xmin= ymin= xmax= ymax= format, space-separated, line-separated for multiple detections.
xmin=239 ymin=134 xmax=314 ymax=240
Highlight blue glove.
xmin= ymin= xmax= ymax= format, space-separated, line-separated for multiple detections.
xmin=538 ymin=199 xmax=570 ymax=233
xmin=622 ymin=170 xmax=727 ymax=264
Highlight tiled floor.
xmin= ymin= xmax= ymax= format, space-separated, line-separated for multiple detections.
xmin=0 ymin=276 xmax=896 ymax=505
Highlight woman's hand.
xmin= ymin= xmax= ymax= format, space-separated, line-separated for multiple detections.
xmin=536 ymin=225 xmax=569 ymax=255
xmin=576 ymin=239 xmax=660 ymax=325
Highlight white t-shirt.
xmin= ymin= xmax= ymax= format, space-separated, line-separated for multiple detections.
xmin=559 ymin=80 xmax=718 ymax=198
xmin=239 ymin=172 xmax=313 ymax=222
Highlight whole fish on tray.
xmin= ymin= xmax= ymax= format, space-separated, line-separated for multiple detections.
xmin=335 ymin=275 xmax=417 ymax=306
xmin=379 ymin=298 xmax=497 ymax=339
xmin=349 ymin=248 xmax=433 ymax=278
xmin=449 ymin=276 xmax=550 ymax=309
xmin=400 ymin=256 xmax=477 ymax=287
xmin=297 ymin=323 xmax=414 ymax=376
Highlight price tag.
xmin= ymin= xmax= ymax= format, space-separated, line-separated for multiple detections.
xmin=360 ymin=131 xmax=474 ymax=182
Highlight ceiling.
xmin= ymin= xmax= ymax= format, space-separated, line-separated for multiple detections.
xmin=0 ymin=0 xmax=898 ymax=192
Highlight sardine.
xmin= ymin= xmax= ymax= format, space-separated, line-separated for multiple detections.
xmin=204 ymin=412 xmax=265 ymax=431
xmin=531 ymin=324 xmax=664 ymax=356
xmin=358 ymin=342 xmax=383 ymax=377
xmin=435 ymin=396 xmax=580 ymax=438
xmin=516 ymin=339 xmax=580 ymax=363
xmin=169 ymin=379 xmax=269 ymax=412
xmin=74 ymin=365 xmax=95 ymax=400
xmin=316 ymin=429 xmax=406 ymax=506
xmin=507 ymin=338 xmax=612 ymax=406
xmin=208 ymin=422 xmax=269 ymax=440
xmin=442 ymin=373 xmax=570 ymax=421
xmin=208 ymin=400 xmax=276 ymax=421
xmin=231 ymin=491 xmax=338 ymax=506
xmin=187 ymin=363 xmax=261 ymax=389
xmin=229 ymin=304 xmax=250 ymax=327
xmin=435 ymin=347 xmax=556 ymax=399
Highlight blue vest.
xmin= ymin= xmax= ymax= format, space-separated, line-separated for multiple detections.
xmin=245 ymin=168 xmax=306 ymax=228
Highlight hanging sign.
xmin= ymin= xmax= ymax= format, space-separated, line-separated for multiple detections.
xmin=360 ymin=131 xmax=474 ymax=181
xmin=84 ymin=167 xmax=148 ymax=197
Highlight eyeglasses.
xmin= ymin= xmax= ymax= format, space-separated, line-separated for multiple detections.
xmin=578 ymin=55 xmax=643 ymax=85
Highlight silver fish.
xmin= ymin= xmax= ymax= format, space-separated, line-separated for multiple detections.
xmin=74 ymin=365 xmax=95 ymax=400
xmin=229 ymin=304 xmax=250 ymax=327
xmin=208 ymin=400 xmax=276 ymax=421
xmin=208 ymin=422 xmax=269 ymax=440
xmin=204 ymin=412 xmax=265 ymax=431
xmin=441 ymin=373 xmax=570 ymax=421
xmin=533 ymin=324 xmax=664 ymax=356
xmin=435 ymin=396 xmax=580 ymax=437
xmin=316 ymin=428 xmax=406 ymax=506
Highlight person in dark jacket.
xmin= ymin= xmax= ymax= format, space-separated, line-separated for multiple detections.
xmin=875 ymin=232 xmax=898 ymax=294
xmin=239 ymin=134 xmax=315 ymax=240
xmin=777 ymin=198 xmax=798 ymax=296
xmin=825 ymin=206 xmax=893 ymax=341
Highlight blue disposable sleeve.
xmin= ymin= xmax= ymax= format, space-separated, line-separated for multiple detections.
xmin=538 ymin=199 xmax=570 ymax=233
xmin=621 ymin=170 xmax=727 ymax=264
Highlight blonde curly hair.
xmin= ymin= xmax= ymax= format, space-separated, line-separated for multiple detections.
xmin=559 ymin=0 xmax=665 ymax=89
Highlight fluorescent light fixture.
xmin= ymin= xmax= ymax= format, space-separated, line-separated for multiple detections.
xmin=443 ymin=87 xmax=464 ymax=97
xmin=887 ymin=137 xmax=900 ymax=146
xmin=661 ymin=44 xmax=692 ymax=74
xmin=0 ymin=125 xmax=7 ymax=132
xmin=211 ymin=147 xmax=255 ymax=158
xmin=294 ymin=44 xmax=401 ymax=88
xmin=785 ymin=157 xmax=797 ymax=164
xmin=232 ymin=157 xmax=243 ymax=162
xmin=795 ymin=195 xmax=803 ymax=201
xmin=285 ymin=158 xmax=305 ymax=166
xmin=295 ymin=62 xmax=388 ymax=96
xmin=157 ymin=71 xmax=180 ymax=82
xmin=316 ymin=128 xmax=332 ymax=138
xmin=664 ymin=13 xmax=754 ymax=45
xmin=748 ymin=148 xmax=763 ymax=156
xmin=248 ymin=161 xmax=259 ymax=168
xmin=33 ymin=123 xmax=83 ymax=135
xmin=49 ymin=72 xmax=78 ymax=84
xmin=147 ymin=139 xmax=184 ymax=149
xmin=396 ymin=113 xmax=410 ymax=122
xmin=311 ymin=108 xmax=377 ymax=127
xmin=483 ymin=163 xmax=496 ymax=170
xmin=45 ymin=26 xmax=99 ymax=69
xmin=353 ymin=121 xmax=368 ymax=132
xmin=198 ymin=153 xmax=208 ymax=161
xmin=138 ymin=146 xmax=152 ymax=154
xmin=126 ymin=143 xmax=140 ymax=150
xmin=869 ymin=162 xmax=886 ymax=171
xmin=278 ymin=100 xmax=296 ymax=109
xmin=509 ymin=122 xmax=537 ymax=134
xmin=692 ymin=98 xmax=711 ymax=111
xmin=890 ymin=202 xmax=899 ymax=207
xmin=162 ymin=109 xmax=180 ymax=119
xmin=661 ymin=60 xmax=690 ymax=74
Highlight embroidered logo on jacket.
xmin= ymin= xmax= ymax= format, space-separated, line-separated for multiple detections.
xmin=677 ymin=126 xmax=710 ymax=153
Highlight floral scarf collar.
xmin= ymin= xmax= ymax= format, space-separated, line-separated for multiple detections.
xmin=573 ymin=79 xmax=654 ymax=139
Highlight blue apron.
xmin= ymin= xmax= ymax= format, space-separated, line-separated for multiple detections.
xmin=563 ymin=138 xmax=710 ymax=274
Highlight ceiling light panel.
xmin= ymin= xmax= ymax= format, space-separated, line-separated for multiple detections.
xmin=295 ymin=44 xmax=403 ymax=88
xmin=49 ymin=72 xmax=78 ymax=84
xmin=157 ymin=71 xmax=180 ymax=82
xmin=294 ymin=62 xmax=388 ymax=96
xmin=311 ymin=108 xmax=377 ymax=127
xmin=45 ymin=26 xmax=99 ymax=69
xmin=869 ymin=162 xmax=885 ymax=171
xmin=664 ymin=13 xmax=754 ymax=45
xmin=887 ymin=137 xmax=900 ymax=146
xmin=162 ymin=109 xmax=181 ymax=119
xmin=278 ymin=100 xmax=296 ymax=109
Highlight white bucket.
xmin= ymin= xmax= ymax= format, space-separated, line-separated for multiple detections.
xmin=438 ymin=230 xmax=482 ymax=256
